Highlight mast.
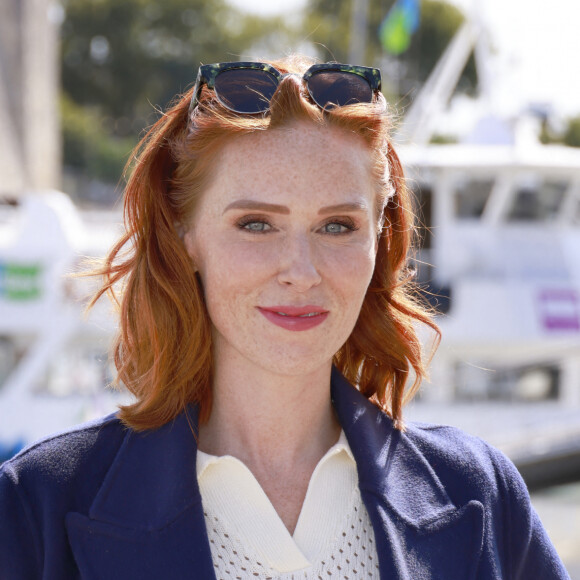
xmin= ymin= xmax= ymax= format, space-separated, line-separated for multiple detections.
xmin=0 ymin=0 xmax=61 ymax=195
xmin=349 ymin=0 xmax=370 ymax=64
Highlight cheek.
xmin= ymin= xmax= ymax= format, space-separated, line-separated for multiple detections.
xmin=206 ymin=242 xmax=276 ymax=285
xmin=348 ymin=256 xmax=376 ymax=304
xmin=193 ymin=241 xmax=276 ymax=317
xmin=325 ymin=242 xmax=376 ymax=283
xmin=349 ymin=249 xmax=376 ymax=293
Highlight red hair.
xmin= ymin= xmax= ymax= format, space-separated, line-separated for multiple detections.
xmin=89 ymin=56 xmax=439 ymax=431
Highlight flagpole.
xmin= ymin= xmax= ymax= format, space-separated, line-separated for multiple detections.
xmin=349 ymin=0 xmax=369 ymax=64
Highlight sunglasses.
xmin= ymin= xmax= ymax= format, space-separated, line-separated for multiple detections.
xmin=189 ymin=61 xmax=382 ymax=116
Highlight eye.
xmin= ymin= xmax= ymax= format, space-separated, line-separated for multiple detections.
xmin=237 ymin=217 xmax=273 ymax=233
xmin=322 ymin=220 xmax=357 ymax=235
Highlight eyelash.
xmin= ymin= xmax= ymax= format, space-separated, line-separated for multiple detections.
xmin=322 ymin=219 xmax=358 ymax=235
xmin=236 ymin=216 xmax=358 ymax=235
xmin=236 ymin=216 xmax=274 ymax=233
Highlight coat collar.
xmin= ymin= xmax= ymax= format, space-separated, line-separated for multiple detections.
xmin=66 ymin=369 xmax=481 ymax=578
xmin=87 ymin=405 xmax=200 ymax=531
xmin=331 ymin=368 xmax=483 ymax=579
xmin=330 ymin=367 xmax=458 ymax=528
xmin=81 ymin=369 xmax=457 ymax=531
xmin=65 ymin=406 xmax=217 ymax=578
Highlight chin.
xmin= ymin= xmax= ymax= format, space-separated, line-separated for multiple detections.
xmin=255 ymin=350 xmax=334 ymax=378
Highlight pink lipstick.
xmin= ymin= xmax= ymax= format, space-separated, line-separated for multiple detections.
xmin=258 ymin=305 xmax=329 ymax=331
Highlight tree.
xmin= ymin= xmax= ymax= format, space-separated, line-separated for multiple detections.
xmin=60 ymin=0 xmax=290 ymax=190
xmin=540 ymin=115 xmax=580 ymax=148
xmin=563 ymin=116 xmax=580 ymax=148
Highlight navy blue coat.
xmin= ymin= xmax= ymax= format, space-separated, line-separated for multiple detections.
xmin=0 ymin=369 xmax=570 ymax=579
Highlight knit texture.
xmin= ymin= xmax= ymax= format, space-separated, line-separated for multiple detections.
xmin=197 ymin=432 xmax=380 ymax=579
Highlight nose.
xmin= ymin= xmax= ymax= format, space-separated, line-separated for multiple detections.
xmin=277 ymin=234 xmax=322 ymax=291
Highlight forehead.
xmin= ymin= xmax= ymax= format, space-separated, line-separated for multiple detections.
xmin=202 ymin=122 xmax=376 ymax=209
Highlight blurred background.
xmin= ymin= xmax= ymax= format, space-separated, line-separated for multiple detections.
xmin=1 ymin=0 xmax=579 ymax=574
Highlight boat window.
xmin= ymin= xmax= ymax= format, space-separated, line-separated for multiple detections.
xmin=508 ymin=180 xmax=567 ymax=222
xmin=455 ymin=178 xmax=494 ymax=218
xmin=454 ymin=361 xmax=560 ymax=402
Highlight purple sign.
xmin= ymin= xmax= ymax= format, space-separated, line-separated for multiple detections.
xmin=538 ymin=289 xmax=580 ymax=332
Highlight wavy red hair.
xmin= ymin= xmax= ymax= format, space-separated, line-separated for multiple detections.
xmin=89 ymin=56 xmax=439 ymax=431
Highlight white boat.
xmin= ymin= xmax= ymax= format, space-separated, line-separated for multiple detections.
xmin=395 ymin=21 xmax=580 ymax=488
xmin=0 ymin=192 xmax=131 ymax=458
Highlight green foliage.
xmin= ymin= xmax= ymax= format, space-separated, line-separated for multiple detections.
xmin=430 ymin=133 xmax=458 ymax=144
xmin=563 ymin=116 xmax=580 ymax=148
xmin=539 ymin=120 xmax=556 ymax=145
xmin=413 ymin=1 xmax=477 ymax=92
xmin=61 ymin=0 xmax=258 ymax=133
xmin=302 ymin=0 xmax=353 ymax=62
xmin=60 ymin=0 xmax=290 ymax=188
xmin=303 ymin=0 xmax=477 ymax=96
xmin=539 ymin=116 xmax=580 ymax=148
xmin=61 ymin=94 xmax=136 ymax=183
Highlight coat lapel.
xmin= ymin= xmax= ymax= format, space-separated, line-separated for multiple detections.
xmin=66 ymin=370 xmax=484 ymax=579
xmin=331 ymin=367 xmax=484 ymax=579
xmin=65 ymin=407 xmax=216 ymax=579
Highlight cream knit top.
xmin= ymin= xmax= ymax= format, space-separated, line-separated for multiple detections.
xmin=196 ymin=431 xmax=380 ymax=579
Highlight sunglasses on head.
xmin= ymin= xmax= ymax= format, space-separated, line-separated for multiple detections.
xmin=189 ymin=61 xmax=382 ymax=116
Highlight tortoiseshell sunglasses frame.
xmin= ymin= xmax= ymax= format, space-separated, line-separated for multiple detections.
xmin=188 ymin=61 xmax=382 ymax=115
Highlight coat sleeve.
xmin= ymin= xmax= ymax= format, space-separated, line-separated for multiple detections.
xmin=0 ymin=462 xmax=42 ymax=579
xmin=489 ymin=447 xmax=571 ymax=580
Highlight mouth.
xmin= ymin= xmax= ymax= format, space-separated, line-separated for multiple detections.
xmin=258 ymin=305 xmax=329 ymax=331
xmin=259 ymin=305 xmax=328 ymax=317
xmin=273 ymin=311 xmax=324 ymax=318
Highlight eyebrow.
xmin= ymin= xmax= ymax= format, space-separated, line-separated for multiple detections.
xmin=317 ymin=202 xmax=368 ymax=215
xmin=223 ymin=200 xmax=290 ymax=214
xmin=223 ymin=199 xmax=368 ymax=215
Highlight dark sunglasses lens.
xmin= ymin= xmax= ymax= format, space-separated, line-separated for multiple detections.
xmin=307 ymin=71 xmax=373 ymax=109
xmin=214 ymin=68 xmax=279 ymax=114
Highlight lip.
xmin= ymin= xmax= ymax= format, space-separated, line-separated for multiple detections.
xmin=258 ymin=305 xmax=329 ymax=332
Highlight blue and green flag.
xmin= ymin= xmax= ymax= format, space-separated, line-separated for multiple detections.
xmin=379 ymin=0 xmax=420 ymax=55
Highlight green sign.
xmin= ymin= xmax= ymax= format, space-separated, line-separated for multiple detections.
xmin=0 ymin=262 xmax=43 ymax=301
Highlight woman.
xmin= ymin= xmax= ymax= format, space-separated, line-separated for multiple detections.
xmin=0 ymin=57 xmax=569 ymax=579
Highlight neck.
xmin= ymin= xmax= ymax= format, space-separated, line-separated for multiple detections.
xmin=198 ymin=351 xmax=341 ymax=534
xmin=198 ymin=358 xmax=340 ymax=472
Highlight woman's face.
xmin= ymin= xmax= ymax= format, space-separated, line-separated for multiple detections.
xmin=184 ymin=122 xmax=380 ymax=377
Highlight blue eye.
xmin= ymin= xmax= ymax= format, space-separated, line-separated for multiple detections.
xmin=323 ymin=221 xmax=354 ymax=234
xmin=239 ymin=219 xmax=272 ymax=232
